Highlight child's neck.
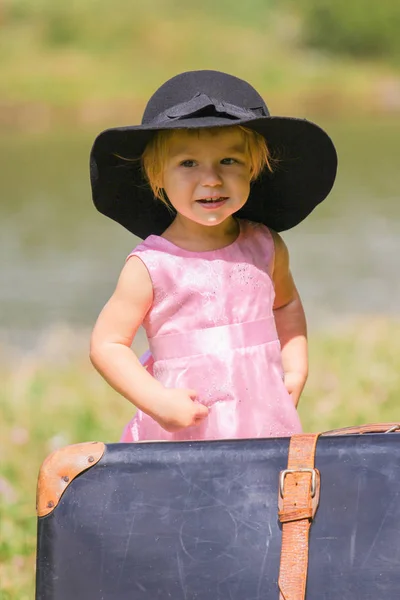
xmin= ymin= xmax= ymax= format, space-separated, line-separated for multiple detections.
xmin=162 ymin=215 xmax=240 ymax=252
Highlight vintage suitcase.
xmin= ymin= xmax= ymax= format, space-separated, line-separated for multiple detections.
xmin=36 ymin=424 xmax=400 ymax=599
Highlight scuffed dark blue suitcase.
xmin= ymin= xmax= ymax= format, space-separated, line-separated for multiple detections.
xmin=36 ymin=424 xmax=400 ymax=599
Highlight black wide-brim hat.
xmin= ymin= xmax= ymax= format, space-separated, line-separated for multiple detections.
xmin=90 ymin=70 xmax=337 ymax=238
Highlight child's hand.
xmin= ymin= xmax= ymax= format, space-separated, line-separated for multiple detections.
xmin=152 ymin=388 xmax=209 ymax=432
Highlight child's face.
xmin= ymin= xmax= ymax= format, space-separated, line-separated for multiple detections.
xmin=162 ymin=128 xmax=252 ymax=227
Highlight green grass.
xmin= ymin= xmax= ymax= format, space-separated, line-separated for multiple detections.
xmin=1 ymin=317 xmax=400 ymax=597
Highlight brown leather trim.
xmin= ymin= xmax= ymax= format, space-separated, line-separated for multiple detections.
xmin=36 ymin=441 xmax=105 ymax=517
xmin=322 ymin=422 xmax=400 ymax=436
xmin=278 ymin=434 xmax=320 ymax=600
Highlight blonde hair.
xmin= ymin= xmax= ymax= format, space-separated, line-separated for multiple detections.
xmin=141 ymin=126 xmax=273 ymax=205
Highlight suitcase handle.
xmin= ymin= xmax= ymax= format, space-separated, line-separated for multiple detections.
xmin=322 ymin=422 xmax=400 ymax=436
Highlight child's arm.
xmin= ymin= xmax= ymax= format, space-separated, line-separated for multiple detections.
xmin=90 ymin=257 xmax=208 ymax=432
xmin=270 ymin=231 xmax=308 ymax=407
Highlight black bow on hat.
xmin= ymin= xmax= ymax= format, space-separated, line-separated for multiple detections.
xmin=90 ymin=70 xmax=337 ymax=239
xmin=149 ymin=92 xmax=267 ymax=126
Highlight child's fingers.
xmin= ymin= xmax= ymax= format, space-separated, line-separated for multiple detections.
xmin=195 ymin=403 xmax=209 ymax=417
xmin=186 ymin=390 xmax=208 ymax=416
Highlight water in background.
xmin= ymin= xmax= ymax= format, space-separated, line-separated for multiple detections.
xmin=1 ymin=119 xmax=399 ymax=354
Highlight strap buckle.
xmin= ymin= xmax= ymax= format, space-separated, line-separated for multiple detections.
xmin=279 ymin=468 xmax=318 ymax=498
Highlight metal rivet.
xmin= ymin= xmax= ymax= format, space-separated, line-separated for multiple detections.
xmin=88 ymin=456 xmax=94 ymax=463
xmin=47 ymin=501 xmax=54 ymax=508
xmin=62 ymin=476 xmax=70 ymax=483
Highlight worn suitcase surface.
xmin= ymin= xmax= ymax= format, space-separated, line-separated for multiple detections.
xmin=36 ymin=431 xmax=400 ymax=599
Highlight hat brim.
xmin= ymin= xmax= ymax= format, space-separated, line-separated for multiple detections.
xmin=90 ymin=115 xmax=337 ymax=238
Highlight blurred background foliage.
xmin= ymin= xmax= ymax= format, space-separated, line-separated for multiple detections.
xmin=4 ymin=0 xmax=400 ymax=60
xmin=1 ymin=0 xmax=400 ymax=127
xmin=298 ymin=0 xmax=400 ymax=61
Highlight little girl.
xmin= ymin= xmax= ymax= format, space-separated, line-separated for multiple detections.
xmin=89 ymin=70 xmax=337 ymax=442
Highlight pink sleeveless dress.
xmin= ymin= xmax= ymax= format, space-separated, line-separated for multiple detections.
xmin=120 ymin=219 xmax=302 ymax=442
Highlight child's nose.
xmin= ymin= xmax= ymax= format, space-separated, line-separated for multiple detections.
xmin=201 ymin=165 xmax=223 ymax=186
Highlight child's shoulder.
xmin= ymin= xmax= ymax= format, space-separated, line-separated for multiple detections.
xmin=240 ymin=219 xmax=274 ymax=242
xmin=131 ymin=234 xmax=161 ymax=251
xmin=127 ymin=234 xmax=167 ymax=259
xmin=238 ymin=220 xmax=276 ymax=274
xmin=241 ymin=219 xmax=288 ymax=251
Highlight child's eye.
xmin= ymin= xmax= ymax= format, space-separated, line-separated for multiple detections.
xmin=180 ymin=160 xmax=197 ymax=167
xmin=221 ymin=158 xmax=238 ymax=165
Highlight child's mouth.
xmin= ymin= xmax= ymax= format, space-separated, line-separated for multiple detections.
xmin=196 ymin=197 xmax=228 ymax=209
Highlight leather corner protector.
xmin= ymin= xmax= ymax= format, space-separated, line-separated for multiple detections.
xmin=36 ymin=441 xmax=105 ymax=517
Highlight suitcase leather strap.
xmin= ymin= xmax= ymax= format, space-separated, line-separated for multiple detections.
xmin=278 ymin=433 xmax=320 ymax=600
